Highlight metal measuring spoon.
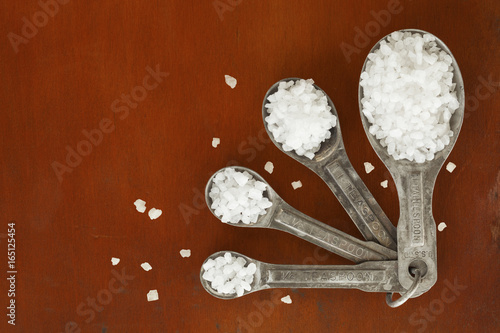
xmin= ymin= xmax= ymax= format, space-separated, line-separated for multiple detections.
xmin=206 ymin=166 xmax=397 ymax=263
xmin=200 ymin=251 xmax=404 ymax=299
xmin=262 ymin=78 xmax=397 ymax=250
xmin=359 ymin=29 xmax=465 ymax=295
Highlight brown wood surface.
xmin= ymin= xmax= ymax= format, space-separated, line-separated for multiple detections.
xmin=1 ymin=0 xmax=499 ymax=332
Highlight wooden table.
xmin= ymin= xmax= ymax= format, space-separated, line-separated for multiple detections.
xmin=1 ymin=0 xmax=498 ymax=332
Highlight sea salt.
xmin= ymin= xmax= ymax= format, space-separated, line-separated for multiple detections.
xmin=134 ymin=199 xmax=146 ymax=213
xmin=147 ymin=290 xmax=159 ymax=302
xmin=291 ymin=181 xmax=302 ymax=190
xmin=148 ymin=208 xmax=162 ymax=220
xmin=446 ymin=162 xmax=456 ymax=173
xmin=380 ymin=180 xmax=388 ymax=188
xmin=180 ymin=249 xmax=191 ymax=258
xmin=209 ymin=168 xmax=272 ymax=224
xmin=265 ymin=79 xmax=337 ymax=159
xmin=281 ymin=295 xmax=292 ymax=304
xmin=225 ymin=75 xmax=237 ymax=89
xmin=360 ymin=31 xmax=459 ymax=163
xmin=141 ymin=262 xmax=152 ymax=271
xmin=212 ymin=137 xmax=220 ymax=148
xmin=111 ymin=257 xmax=120 ymax=266
xmin=264 ymin=161 xmax=274 ymax=174
xmin=364 ymin=162 xmax=375 ymax=174
xmin=438 ymin=222 xmax=447 ymax=231
xmin=202 ymin=252 xmax=256 ymax=296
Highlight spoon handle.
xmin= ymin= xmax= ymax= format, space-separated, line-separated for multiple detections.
xmin=268 ymin=201 xmax=397 ymax=263
xmin=393 ymin=168 xmax=438 ymax=293
xmin=260 ymin=261 xmax=404 ymax=293
xmin=317 ymin=148 xmax=398 ymax=250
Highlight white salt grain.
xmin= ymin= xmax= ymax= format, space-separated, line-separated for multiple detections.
xmin=446 ymin=162 xmax=456 ymax=173
xmin=180 ymin=249 xmax=191 ymax=258
xmin=380 ymin=180 xmax=388 ymax=188
xmin=212 ymin=137 xmax=220 ymax=148
xmin=438 ymin=222 xmax=447 ymax=231
xmin=225 ymin=75 xmax=237 ymax=89
xmin=134 ymin=199 xmax=146 ymax=213
xmin=264 ymin=161 xmax=274 ymax=174
xmin=265 ymin=79 xmax=337 ymax=160
xmin=281 ymin=295 xmax=292 ymax=304
xmin=364 ymin=162 xmax=375 ymax=174
xmin=148 ymin=208 xmax=162 ymax=220
xmin=291 ymin=181 xmax=302 ymax=190
xmin=141 ymin=262 xmax=152 ymax=271
xmin=111 ymin=257 xmax=120 ymax=266
xmin=147 ymin=290 xmax=159 ymax=302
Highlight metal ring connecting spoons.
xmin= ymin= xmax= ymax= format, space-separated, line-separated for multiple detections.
xmin=359 ymin=29 xmax=465 ymax=296
xmin=263 ymin=78 xmax=397 ymax=250
xmin=206 ymin=166 xmax=397 ymax=263
xmin=200 ymin=251 xmax=405 ymax=300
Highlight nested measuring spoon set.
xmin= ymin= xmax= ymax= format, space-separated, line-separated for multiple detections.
xmin=201 ymin=29 xmax=464 ymax=307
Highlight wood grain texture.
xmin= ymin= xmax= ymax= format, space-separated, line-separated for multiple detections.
xmin=0 ymin=0 xmax=498 ymax=332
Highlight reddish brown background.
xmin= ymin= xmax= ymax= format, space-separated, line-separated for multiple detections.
xmin=0 ymin=0 xmax=499 ymax=332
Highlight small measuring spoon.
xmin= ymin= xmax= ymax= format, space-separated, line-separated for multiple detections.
xmin=359 ymin=29 xmax=465 ymax=295
xmin=200 ymin=251 xmax=404 ymax=299
xmin=262 ymin=78 xmax=397 ymax=250
xmin=206 ymin=166 xmax=397 ymax=263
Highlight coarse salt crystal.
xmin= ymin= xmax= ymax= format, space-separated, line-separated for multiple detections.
xmin=141 ymin=262 xmax=152 ymax=271
xmin=438 ymin=222 xmax=447 ymax=231
xmin=147 ymin=290 xmax=159 ymax=302
xmin=281 ymin=295 xmax=292 ymax=304
xmin=380 ymin=180 xmax=388 ymax=188
xmin=148 ymin=208 xmax=162 ymax=220
xmin=111 ymin=257 xmax=120 ymax=266
xmin=364 ymin=162 xmax=375 ymax=174
xmin=446 ymin=162 xmax=456 ymax=173
xmin=291 ymin=181 xmax=302 ymax=190
xmin=212 ymin=138 xmax=220 ymax=148
xmin=264 ymin=161 xmax=274 ymax=174
xmin=225 ymin=75 xmax=237 ymax=89
xmin=180 ymin=249 xmax=191 ymax=258
xmin=134 ymin=199 xmax=146 ymax=213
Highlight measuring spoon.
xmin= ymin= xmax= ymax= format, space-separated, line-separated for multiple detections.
xmin=359 ymin=29 xmax=465 ymax=294
xmin=263 ymin=78 xmax=397 ymax=250
xmin=200 ymin=251 xmax=404 ymax=299
xmin=206 ymin=166 xmax=397 ymax=263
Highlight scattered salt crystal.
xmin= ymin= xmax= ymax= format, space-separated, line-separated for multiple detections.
xmin=141 ymin=262 xmax=152 ymax=271
xmin=438 ymin=222 xmax=447 ymax=231
xmin=209 ymin=168 xmax=272 ymax=225
xmin=291 ymin=181 xmax=302 ymax=190
xmin=148 ymin=208 xmax=162 ymax=220
xmin=281 ymin=295 xmax=292 ymax=304
xmin=225 ymin=75 xmax=237 ymax=89
xmin=265 ymin=79 xmax=337 ymax=159
xmin=134 ymin=199 xmax=146 ymax=213
xmin=147 ymin=290 xmax=159 ymax=302
xmin=212 ymin=137 xmax=220 ymax=148
xmin=180 ymin=249 xmax=191 ymax=258
xmin=111 ymin=257 xmax=120 ymax=266
xmin=380 ymin=180 xmax=388 ymax=188
xmin=264 ymin=161 xmax=274 ymax=174
xmin=364 ymin=162 xmax=375 ymax=174
xmin=446 ymin=162 xmax=456 ymax=173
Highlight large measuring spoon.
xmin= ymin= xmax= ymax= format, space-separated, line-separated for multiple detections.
xmin=262 ymin=78 xmax=397 ymax=250
xmin=200 ymin=251 xmax=404 ymax=299
xmin=206 ymin=166 xmax=397 ymax=263
xmin=359 ymin=29 xmax=465 ymax=295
